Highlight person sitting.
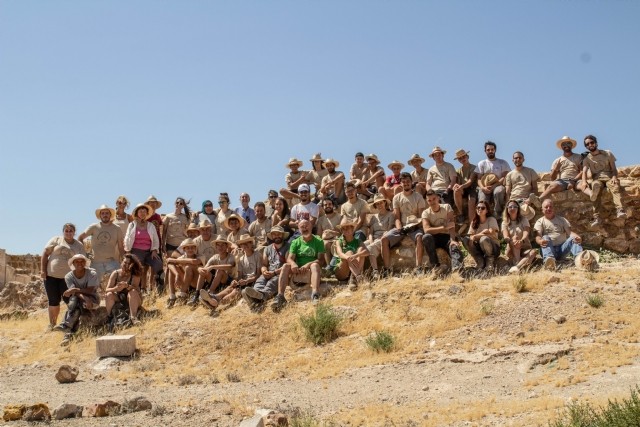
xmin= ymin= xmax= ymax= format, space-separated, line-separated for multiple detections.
xmin=365 ymin=194 xmax=395 ymax=279
xmin=340 ymin=182 xmax=369 ymax=242
xmin=475 ymin=141 xmax=511 ymax=219
xmin=306 ymin=153 xmax=328 ymax=203
xmin=105 ymin=253 xmax=143 ymax=327
xmin=166 ymin=238 xmax=203 ymax=305
xmin=534 ymin=199 xmax=583 ymax=271
xmin=318 ymin=158 xmax=346 ymax=205
xmin=224 ymin=213 xmax=249 ymax=254
xmin=315 ymin=197 xmax=342 ymax=268
xmin=426 ymin=147 xmax=458 ymax=206
xmin=248 ymin=202 xmax=272 ymax=253
xmin=407 ymin=153 xmax=428 ymax=197
xmin=462 ymin=201 xmax=500 ymax=273
xmin=502 ymin=199 xmax=537 ymax=274
xmin=280 ymin=157 xmax=307 ymax=206
xmin=235 ymin=193 xmax=257 ymax=225
xmin=420 ymin=190 xmax=463 ymax=276
xmin=505 ymin=151 xmax=541 ymax=212
xmin=379 ymin=160 xmax=405 ymax=201
xmin=452 ymin=149 xmax=478 ymax=225
xmin=537 ymin=136 xmax=587 ymax=202
xmin=200 ymin=234 xmax=261 ymax=310
xmin=357 ymin=153 xmax=385 ymax=198
xmin=244 ymin=226 xmax=290 ymax=310
xmin=332 ymin=219 xmax=369 ymax=291
xmin=53 ymin=254 xmax=99 ymax=346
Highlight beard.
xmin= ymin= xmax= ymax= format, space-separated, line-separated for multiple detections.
xmin=487 ymin=153 xmax=496 ymax=160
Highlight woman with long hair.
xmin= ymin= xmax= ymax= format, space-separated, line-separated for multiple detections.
xmin=462 ymin=200 xmax=500 ymax=273
xmin=270 ymin=196 xmax=292 ymax=238
xmin=162 ymin=197 xmax=191 ymax=254
xmin=105 ymin=253 xmax=143 ymax=325
xmin=502 ymin=199 xmax=537 ymax=273
xmin=214 ymin=192 xmax=233 ymax=238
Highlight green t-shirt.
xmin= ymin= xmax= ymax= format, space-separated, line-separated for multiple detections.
xmin=290 ymin=235 xmax=325 ymax=266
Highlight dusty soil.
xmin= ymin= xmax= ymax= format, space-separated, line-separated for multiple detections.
xmin=1 ymin=259 xmax=640 ymax=426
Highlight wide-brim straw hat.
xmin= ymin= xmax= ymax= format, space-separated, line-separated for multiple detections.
xmin=324 ymin=158 xmax=340 ymax=168
xmin=179 ymin=238 xmax=197 ymax=249
xmin=407 ymin=153 xmax=425 ymax=165
xmin=405 ymin=215 xmax=421 ymax=227
xmin=368 ymin=193 xmax=390 ymax=208
xmin=480 ymin=173 xmax=499 ymax=187
xmin=199 ymin=219 xmax=213 ymax=229
xmin=267 ymin=225 xmax=290 ymax=240
xmin=309 ymin=153 xmax=324 ymax=163
xmin=223 ymin=213 xmax=246 ymax=230
xmin=95 ymin=204 xmax=116 ymax=221
xmin=235 ymin=234 xmax=255 ymax=246
xmin=146 ymin=195 xmax=162 ymax=208
xmin=429 ymin=146 xmax=446 ymax=158
xmin=337 ymin=219 xmax=359 ymax=231
xmin=132 ymin=203 xmax=154 ymax=220
xmin=212 ymin=234 xmax=231 ymax=245
xmin=286 ymin=157 xmax=304 ymax=169
xmin=556 ymin=136 xmax=577 ymax=150
xmin=519 ymin=203 xmax=536 ymax=221
xmin=365 ymin=153 xmax=380 ymax=164
xmin=187 ymin=223 xmax=201 ymax=233
xmin=388 ymin=160 xmax=405 ymax=170
xmin=575 ymin=250 xmax=600 ymax=271
xmin=68 ymin=254 xmax=91 ymax=270
xmin=454 ymin=149 xmax=469 ymax=160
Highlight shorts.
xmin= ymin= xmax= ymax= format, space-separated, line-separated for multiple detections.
xmin=462 ymin=186 xmax=477 ymax=199
xmin=92 ymin=259 xmax=120 ymax=281
xmin=130 ymin=248 xmax=163 ymax=274
xmin=383 ymin=227 xmax=422 ymax=248
xmin=555 ymin=179 xmax=577 ymax=191
xmin=365 ymin=239 xmax=383 ymax=258
xmin=44 ymin=276 xmax=69 ymax=307
xmin=290 ymin=269 xmax=312 ymax=285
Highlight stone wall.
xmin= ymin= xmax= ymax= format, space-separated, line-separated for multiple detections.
xmin=0 ymin=252 xmax=41 ymax=286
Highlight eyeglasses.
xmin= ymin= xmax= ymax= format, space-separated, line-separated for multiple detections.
xmin=476 ymin=206 xmax=487 ymax=211
xmin=507 ymin=205 xmax=519 ymax=210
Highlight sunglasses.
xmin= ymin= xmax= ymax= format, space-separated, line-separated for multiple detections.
xmin=269 ymin=195 xmax=277 ymax=199
xmin=507 ymin=205 xmax=519 ymax=210
xmin=476 ymin=206 xmax=487 ymax=211
xmin=176 ymin=201 xmax=184 ymax=206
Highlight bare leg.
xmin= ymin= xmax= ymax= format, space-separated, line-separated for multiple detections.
xmin=48 ymin=305 xmax=60 ymax=326
xmin=128 ymin=290 xmax=141 ymax=318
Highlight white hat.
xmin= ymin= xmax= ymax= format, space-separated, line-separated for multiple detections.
xmin=575 ymin=250 xmax=599 ymax=271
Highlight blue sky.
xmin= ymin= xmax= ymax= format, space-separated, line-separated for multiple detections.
xmin=1 ymin=1 xmax=638 ymax=254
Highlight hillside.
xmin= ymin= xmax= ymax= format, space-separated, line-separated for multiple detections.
xmin=1 ymin=257 xmax=640 ymax=426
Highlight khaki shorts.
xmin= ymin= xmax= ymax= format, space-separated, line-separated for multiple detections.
xmin=365 ymin=239 xmax=382 ymax=258
xmin=290 ymin=269 xmax=312 ymax=285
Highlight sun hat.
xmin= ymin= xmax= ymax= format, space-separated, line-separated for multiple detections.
xmin=179 ymin=238 xmax=197 ymax=249
xmin=146 ymin=195 xmax=162 ymax=208
xmin=223 ymin=213 xmax=246 ymax=230
xmin=212 ymin=234 xmax=231 ymax=245
xmin=365 ymin=153 xmax=381 ymax=164
xmin=429 ymin=146 xmax=447 ymax=158
xmin=235 ymin=234 xmax=255 ymax=246
xmin=454 ymin=149 xmax=469 ymax=160
xmin=407 ymin=153 xmax=425 ymax=165
xmin=405 ymin=215 xmax=421 ymax=227
xmin=337 ymin=218 xmax=358 ymax=231
xmin=286 ymin=157 xmax=304 ymax=169
xmin=556 ymin=136 xmax=577 ymax=150
xmin=324 ymin=158 xmax=340 ymax=168
xmin=199 ymin=219 xmax=213 ymax=229
xmin=267 ymin=225 xmax=289 ymax=240
xmin=309 ymin=153 xmax=324 ymax=163
xmin=368 ymin=193 xmax=390 ymax=208
xmin=68 ymin=254 xmax=91 ymax=270
xmin=574 ymin=250 xmax=600 ymax=271
xmin=519 ymin=203 xmax=536 ymax=221
xmin=94 ymin=204 xmax=116 ymax=221
xmin=187 ymin=223 xmax=201 ymax=233
xmin=132 ymin=203 xmax=154 ymax=220
xmin=388 ymin=160 xmax=405 ymax=170
xmin=480 ymin=173 xmax=499 ymax=187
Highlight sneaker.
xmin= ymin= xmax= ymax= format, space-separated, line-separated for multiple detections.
xmin=60 ymin=333 xmax=73 ymax=347
xmin=199 ymin=289 xmax=219 ymax=308
xmin=590 ymin=217 xmax=602 ymax=228
xmin=166 ymin=297 xmax=176 ymax=309
xmin=381 ymin=268 xmax=391 ymax=279
xmin=348 ymin=275 xmax=358 ymax=291
xmin=509 ymin=266 xmax=520 ymax=274
xmin=617 ymin=209 xmax=627 ymax=219
xmin=271 ymin=294 xmax=287 ymax=312
xmin=544 ymin=257 xmax=556 ymax=271
xmin=414 ymin=266 xmax=425 ymax=276
xmin=528 ymin=193 xmax=542 ymax=209
xmin=485 ymin=257 xmax=495 ymax=272
xmin=186 ymin=293 xmax=199 ymax=306
xmin=590 ymin=181 xmax=602 ymax=202
xmin=130 ymin=316 xmax=141 ymax=326
xmin=311 ymin=292 xmax=320 ymax=305
xmin=244 ymin=287 xmax=265 ymax=301
xmin=370 ymin=269 xmax=380 ymax=281
xmin=52 ymin=323 xmax=69 ymax=332
xmin=45 ymin=324 xmax=54 ymax=332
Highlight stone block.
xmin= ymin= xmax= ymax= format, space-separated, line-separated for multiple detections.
xmin=240 ymin=414 xmax=265 ymax=427
xmin=96 ymin=334 xmax=136 ymax=358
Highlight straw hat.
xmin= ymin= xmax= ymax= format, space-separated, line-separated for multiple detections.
xmin=223 ymin=213 xmax=246 ymax=230
xmin=199 ymin=219 xmax=213 ymax=229
xmin=337 ymin=219 xmax=358 ymax=231
xmin=68 ymin=254 xmax=91 ymax=270
xmin=429 ymin=146 xmax=446 ymax=158
xmin=480 ymin=173 xmax=499 ymax=187
xmin=267 ymin=225 xmax=289 ymax=240
xmin=212 ymin=234 xmax=231 ymax=245
xmin=388 ymin=160 xmax=405 ymax=170
xmin=286 ymin=157 xmax=304 ymax=169
xmin=574 ymin=250 xmax=599 ymax=271
xmin=556 ymin=136 xmax=577 ymax=150
xmin=324 ymin=158 xmax=340 ymax=168
xmin=94 ymin=204 xmax=116 ymax=221
xmin=407 ymin=153 xmax=425 ymax=165
xmin=179 ymin=238 xmax=197 ymax=249
xmin=146 ymin=195 xmax=162 ymax=208
xmin=454 ymin=149 xmax=469 ymax=160
xmin=365 ymin=153 xmax=381 ymax=164
xmin=368 ymin=193 xmax=390 ymax=209
xmin=235 ymin=234 xmax=255 ymax=246
xmin=132 ymin=203 xmax=154 ymax=220
xmin=519 ymin=203 xmax=536 ymax=221
xmin=187 ymin=223 xmax=201 ymax=233
xmin=309 ymin=153 xmax=324 ymax=163
xmin=405 ymin=214 xmax=421 ymax=227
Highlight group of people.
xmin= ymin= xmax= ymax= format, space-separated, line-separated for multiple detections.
xmin=41 ymin=134 xmax=628 ymax=344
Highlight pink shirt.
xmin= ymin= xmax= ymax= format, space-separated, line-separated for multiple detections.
xmin=132 ymin=228 xmax=152 ymax=251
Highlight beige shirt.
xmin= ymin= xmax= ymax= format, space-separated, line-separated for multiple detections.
xmin=350 ymin=162 xmax=367 ymax=180
xmin=502 ymin=216 xmax=532 ymax=249
xmin=321 ymin=171 xmax=345 ymax=197
xmin=457 ymin=163 xmax=477 ymax=186
xmin=411 ymin=167 xmax=429 ymax=184
xmin=194 ymin=235 xmax=216 ymax=264
xmin=468 ymin=217 xmax=500 ymax=245
xmin=316 ymin=212 xmax=342 ymax=237
xmin=248 ymin=218 xmax=272 ymax=247
xmin=362 ymin=165 xmax=385 ymax=184
xmin=164 ymin=213 xmax=189 ymax=247
xmin=534 ymin=215 xmax=572 ymax=246
xmin=421 ymin=203 xmax=453 ymax=233
xmin=428 ymin=162 xmax=457 ymax=191
xmin=583 ymin=150 xmax=616 ymax=180
xmin=552 ymin=154 xmax=583 ymax=180
xmin=215 ymin=209 xmax=233 ymax=238
xmin=45 ymin=237 xmax=86 ymax=279
xmin=392 ymin=191 xmax=426 ymax=225
xmin=340 ymin=198 xmax=369 ymax=230
xmin=236 ymin=251 xmax=262 ymax=280
xmin=506 ymin=167 xmax=539 ymax=199
xmin=285 ymin=170 xmax=306 ymax=189
xmin=83 ymin=222 xmax=122 ymax=262
xmin=368 ymin=211 xmax=395 ymax=240
xmin=306 ymin=169 xmax=329 ymax=190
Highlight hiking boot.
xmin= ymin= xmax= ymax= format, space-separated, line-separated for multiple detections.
xmin=271 ymin=294 xmax=287 ymax=312
xmin=52 ymin=323 xmax=69 ymax=332
xmin=472 ymin=255 xmax=485 ymax=269
xmin=617 ymin=209 xmax=627 ymax=219
xmin=590 ymin=181 xmax=602 ymax=202
xmin=528 ymin=193 xmax=542 ymax=209
xmin=544 ymin=257 xmax=556 ymax=271
xmin=311 ymin=292 xmax=320 ymax=305
xmin=186 ymin=293 xmax=199 ymax=306
xmin=60 ymin=333 xmax=73 ymax=347
xmin=244 ymin=287 xmax=265 ymax=301
xmin=166 ymin=297 xmax=176 ymax=309
xmin=485 ymin=257 xmax=495 ymax=273
xmin=381 ymin=268 xmax=391 ymax=279
xmin=590 ymin=217 xmax=602 ymax=228
xmin=199 ymin=289 xmax=219 ymax=308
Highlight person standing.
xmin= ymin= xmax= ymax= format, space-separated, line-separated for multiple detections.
xmin=452 ymin=149 xmax=478 ymax=224
xmin=475 ymin=141 xmax=511 ymax=219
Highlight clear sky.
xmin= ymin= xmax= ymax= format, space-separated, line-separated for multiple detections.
xmin=1 ymin=1 xmax=638 ymax=255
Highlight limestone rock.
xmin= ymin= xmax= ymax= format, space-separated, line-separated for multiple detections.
xmin=604 ymin=238 xmax=630 ymax=253
xmin=52 ymin=403 xmax=83 ymax=420
xmin=240 ymin=414 xmax=264 ymax=427
xmin=55 ymin=365 xmax=79 ymax=383
xmin=2 ymin=404 xmax=25 ymax=421
xmin=121 ymin=396 xmax=152 ymax=413
xmin=552 ymin=315 xmax=567 ymax=324
xmin=264 ymin=412 xmax=289 ymax=426
xmin=82 ymin=400 xmax=121 ymax=417
xmin=22 ymin=403 xmax=50 ymax=421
